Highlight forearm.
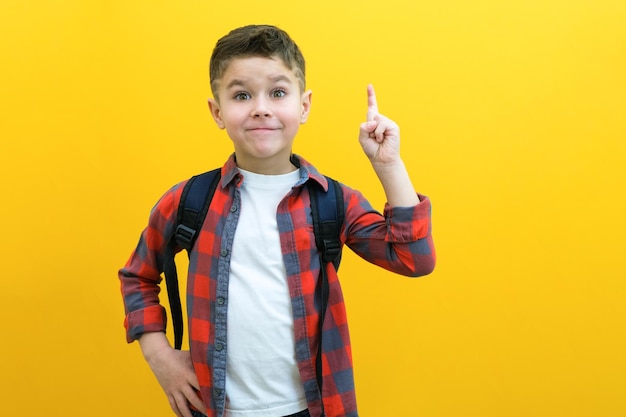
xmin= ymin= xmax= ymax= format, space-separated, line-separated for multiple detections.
xmin=139 ymin=331 xmax=171 ymax=364
xmin=372 ymin=159 xmax=420 ymax=207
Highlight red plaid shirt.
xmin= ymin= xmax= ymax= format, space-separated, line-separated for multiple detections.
xmin=120 ymin=154 xmax=435 ymax=417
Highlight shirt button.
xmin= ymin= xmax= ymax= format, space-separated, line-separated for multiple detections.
xmin=214 ymin=389 xmax=223 ymax=397
xmin=230 ymin=205 xmax=237 ymax=212
xmin=217 ymin=297 xmax=225 ymax=305
xmin=220 ymin=249 xmax=228 ymax=257
xmin=215 ymin=343 xmax=224 ymax=351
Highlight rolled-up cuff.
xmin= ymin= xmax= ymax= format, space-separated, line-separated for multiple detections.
xmin=124 ymin=304 xmax=167 ymax=343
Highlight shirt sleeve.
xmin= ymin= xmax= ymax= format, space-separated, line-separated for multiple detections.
xmin=118 ymin=182 xmax=185 ymax=343
xmin=343 ymin=186 xmax=436 ymax=277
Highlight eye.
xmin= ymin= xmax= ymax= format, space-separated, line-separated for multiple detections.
xmin=270 ymin=89 xmax=286 ymax=98
xmin=234 ymin=92 xmax=251 ymax=100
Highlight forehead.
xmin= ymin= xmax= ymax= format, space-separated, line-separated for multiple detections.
xmin=219 ymin=56 xmax=298 ymax=88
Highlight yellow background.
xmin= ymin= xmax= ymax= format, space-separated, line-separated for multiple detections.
xmin=1 ymin=0 xmax=625 ymax=416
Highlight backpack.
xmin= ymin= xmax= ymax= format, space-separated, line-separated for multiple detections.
xmin=161 ymin=168 xmax=344 ymax=406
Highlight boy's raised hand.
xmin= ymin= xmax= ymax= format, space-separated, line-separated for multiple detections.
xmin=359 ymin=84 xmax=401 ymax=166
xmin=359 ymin=84 xmax=420 ymax=207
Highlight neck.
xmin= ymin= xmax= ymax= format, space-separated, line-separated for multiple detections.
xmin=234 ymin=154 xmax=298 ymax=175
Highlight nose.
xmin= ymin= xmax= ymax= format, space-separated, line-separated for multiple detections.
xmin=251 ymin=96 xmax=272 ymax=118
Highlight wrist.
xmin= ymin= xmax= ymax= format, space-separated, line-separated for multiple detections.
xmin=138 ymin=332 xmax=171 ymax=363
xmin=372 ymin=159 xmax=406 ymax=177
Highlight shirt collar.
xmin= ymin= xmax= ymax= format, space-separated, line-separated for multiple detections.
xmin=219 ymin=153 xmax=329 ymax=191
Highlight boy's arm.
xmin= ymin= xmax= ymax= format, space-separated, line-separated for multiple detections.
xmin=358 ymin=84 xmax=420 ymax=207
xmin=349 ymin=84 xmax=435 ymax=276
xmin=119 ymin=183 xmax=204 ymax=416
xmin=119 ymin=182 xmax=185 ymax=342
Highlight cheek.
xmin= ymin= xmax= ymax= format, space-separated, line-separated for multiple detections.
xmin=282 ymin=106 xmax=306 ymax=122
xmin=224 ymin=123 xmax=242 ymax=139
xmin=221 ymin=111 xmax=246 ymax=128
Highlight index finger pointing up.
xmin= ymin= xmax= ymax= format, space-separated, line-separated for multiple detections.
xmin=366 ymin=84 xmax=378 ymax=121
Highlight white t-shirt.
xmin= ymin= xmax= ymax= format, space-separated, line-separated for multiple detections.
xmin=225 ymin=168 xmax=308 ymax=416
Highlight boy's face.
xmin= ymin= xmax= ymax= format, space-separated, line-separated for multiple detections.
xmin=208 ymin=56 xmax=311 ymax=174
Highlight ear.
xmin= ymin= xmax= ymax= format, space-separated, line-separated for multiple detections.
xmin=208 ymin=98 xmax=225 ymax=129
xmin=300 ymin=90 xmax=312 ymax=124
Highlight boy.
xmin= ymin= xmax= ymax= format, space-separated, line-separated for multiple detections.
xmin=119 ymin=25 xmax=435 ymax=417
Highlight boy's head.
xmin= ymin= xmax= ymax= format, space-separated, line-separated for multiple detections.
xmin=209 ymin=25 xmax=306 ymax=100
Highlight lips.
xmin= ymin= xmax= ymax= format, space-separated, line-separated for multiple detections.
xmin=246 ymin=126 xmax=280 ymax=131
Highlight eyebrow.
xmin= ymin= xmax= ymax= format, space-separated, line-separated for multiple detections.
xmin=225 ymin=75 xmax=292 ymax=90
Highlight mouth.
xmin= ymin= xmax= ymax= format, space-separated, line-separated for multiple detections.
xmin=247 ymin=127 xmax=280 ymax=131
xmin=246 ymin=127 xmax=281 ymax=136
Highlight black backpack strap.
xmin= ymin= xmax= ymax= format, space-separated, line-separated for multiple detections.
xmin=308 ymin=176 xmax=344 ymax=414
xmin=164 ymin=168 xmax=222 ymax=350
xmin=175 ymin=169 xmax=222 ymax=250
xmin=310 ymin=177 xmax=344 ymax=269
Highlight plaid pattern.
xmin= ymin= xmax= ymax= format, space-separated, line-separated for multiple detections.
xmin=120 ymin=154 xmax=435 ymax=417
